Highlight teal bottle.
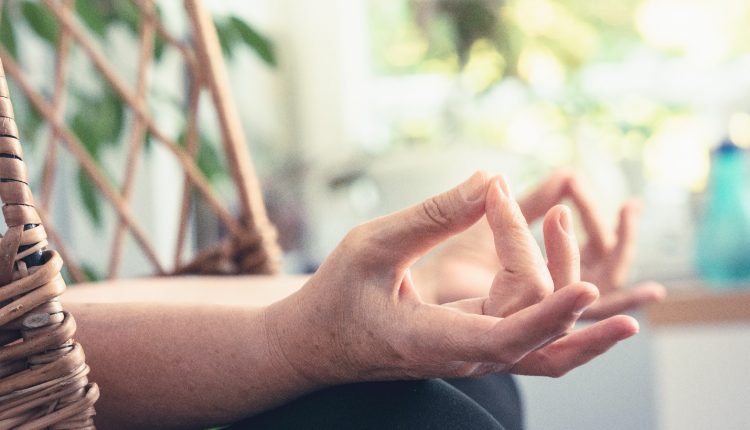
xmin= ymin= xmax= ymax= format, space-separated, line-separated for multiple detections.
xmin=695 ymin=140 xmax=750 ymax=285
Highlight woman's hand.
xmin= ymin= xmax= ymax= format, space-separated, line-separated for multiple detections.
xmin=265 ymin=172 xmax=638 ymax=389
xmin=415 ymin=171 xmax=666 ymax=320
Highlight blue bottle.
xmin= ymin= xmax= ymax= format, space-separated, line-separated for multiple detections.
xmin=695 ymin=140 xmax=750 ymax=285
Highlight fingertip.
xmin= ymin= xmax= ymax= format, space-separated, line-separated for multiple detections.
xmin=554 ymin=168 xmax=576 ymax=183
xmin=565 ymin=172 xmax=583 ymax=195
xmin=626 ymin=316 xmax=640 ymax=335
xmin=485 ymin=175 xmax=511 ymax=226
xmin=558 ymin=205 xmax=573 ymax=235
xmin=610 ymin=314 xmax=640 ymax=337
xmin=652 ymin=284 xmax=668 ymax=301
xmin=543 ymin=205 xmax=572 ymax=236
xmin=458 ymin=170 xmax=490 ymax=202
xmin=627 ymin=198 xmax=643 ymax=213
xmin=636 ymin=281 xmax=668 ymax=302
xmin=570 ymin=281 xmax=600 ymax=314
xmin=620 ymin=199 xmax=642 ymax=226
xmin=496 ymin=175 xmax=512 ymax=198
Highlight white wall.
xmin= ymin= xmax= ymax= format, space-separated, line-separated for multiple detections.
xmin=653 ymin=322 xmax=750 ymax=430
xmin=518 ymin=316 xmax=657 ymax=430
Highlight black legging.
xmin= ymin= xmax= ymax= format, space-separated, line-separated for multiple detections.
xmin=228 ymin=374 xmax=523 ymax=430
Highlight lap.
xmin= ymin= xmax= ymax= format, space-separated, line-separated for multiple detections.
xmin=228 ymin=374 xmax=521 ymax=430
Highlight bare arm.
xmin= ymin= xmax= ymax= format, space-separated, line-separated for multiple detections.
xmin=63 ymin=274 xmax=310 ymax=307
xmin=65 ymin=300 xmax=313 ymax=429
xmin=63 ymin=276 xmax=312 ymax=428
xmin=61 ymin=172 xmax=638 ymax=429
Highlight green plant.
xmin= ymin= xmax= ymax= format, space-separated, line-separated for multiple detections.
xmin=0 ymin=0 xmax=277 ymax=281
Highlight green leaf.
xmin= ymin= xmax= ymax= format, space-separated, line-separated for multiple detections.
xmin=20 ymin=95 xmax=44 ymax=142
xmin=21 ymin=1 xmax=59 ymax=45
xmin=143 ymin=130 xmax=154 ymax=152
xmin=112 ymin=0 xmax=140 ymax=34
xmin=80 ymin=262 xmax=102 ymax=282
xmin=154 ymin=33 xmax=165 ymax=61
xmin=100 ymin=89 xmax=125 ymax=146
xmin=75 ymin=0 xmax=113 ymax=37
xmin=71 ymin=113 xmax=101 ymax=160
xmin=229 ymin=16 xmax=276 ymax=66
xmin=4 ymin=80 xmax=44 ymax=143
xmin=77 ymin=168 xmax=102 ymax=228
xmin=0 ymin=3 xmax=18 ymax=59
xmin=214 ymin=18 xmax=238 ymax=59
xmin=176 ymin=129 xmax=187 ymax=148
xmin=197 ymin=135 xmax=224 ymax=182
xmin=150 ymin=4 xmax=166 ymax=61
xmin=176 ymin=128 xmax=225 ymax=183
xmin=70 ymin=87 xmax=125 ymax=159
xmin=76 ymin=0 xmax=143 ymax=38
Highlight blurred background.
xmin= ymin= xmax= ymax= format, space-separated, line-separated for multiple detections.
xmin=2 ymin=0 xmax=750 ymax=428
xmin=4 ymin=0 xmax=750 ymax=280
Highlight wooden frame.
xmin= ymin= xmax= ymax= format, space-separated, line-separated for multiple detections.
xmin=0 ymin=0 xmax=282 ymax=426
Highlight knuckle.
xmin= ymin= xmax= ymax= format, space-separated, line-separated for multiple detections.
xmin=420 ymin=196 xmax=453 ymax=231
xmin=535 ymin=350 xmax=569 ymax=378
xmin=526 ymin=283 xmax=551 ymax=303
xmin=343 ymin=224 xmax=371 ymax=248
xmin=551 ymin=316 xmax=577 ymax=340
xmin=559 ymin=170 xmax=580 ymax=189
xmin=501 ymin=269 xmax=552 ymax=301
xmin=338 ymin=224 xmax=376 ymax=266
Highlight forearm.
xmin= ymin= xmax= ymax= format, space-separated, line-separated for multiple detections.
xmin=63 ymin=276 xmax=317 ymax=429
xmin=63 ymin=274 xmax=310 ymax=306
xmin=66 ymin=301 xmax=318 ymax=429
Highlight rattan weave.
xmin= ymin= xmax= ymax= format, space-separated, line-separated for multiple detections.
xmin=0 ymin=57 xmax=98 ymax=429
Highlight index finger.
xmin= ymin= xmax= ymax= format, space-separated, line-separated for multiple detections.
xmin=603 ymin=200 xmax=640 ymax=288
xmin=484 ymin=177 xmax=553 ymax=316
xmin=566 ymin=175 xmax=611 ymax=254
xmin=517 ymin=171 xmax=610 ymax=253
xmin=518 ymin=170 xmax=571 ymax=223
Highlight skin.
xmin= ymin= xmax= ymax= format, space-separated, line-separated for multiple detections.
xmin=63 ymin=171 xmax=642 ymax=429
xmin=415 ymin=170 xmax=667 ymax=318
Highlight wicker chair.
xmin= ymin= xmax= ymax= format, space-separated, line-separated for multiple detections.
xmin=0 ymin=0 xmax=281 ymax=427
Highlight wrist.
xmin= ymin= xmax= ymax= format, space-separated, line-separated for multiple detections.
xmin=263 ymin=288 xmax=351 ymax=390
xmin=262 ymin=294 xmax=323 ymax=394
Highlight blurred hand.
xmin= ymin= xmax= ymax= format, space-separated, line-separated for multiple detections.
xmin=265 ymin=172 xmax=638 ymax=388
xmin=414 ymin=170 xmax=666 ymax=320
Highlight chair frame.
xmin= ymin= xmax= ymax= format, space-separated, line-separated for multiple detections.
xmin=0 ymin=0 xmax=281 ymax=426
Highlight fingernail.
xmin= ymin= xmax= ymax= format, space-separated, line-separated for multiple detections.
xmin=458 ymin=171 xmax=487 ymax=202
xmin=495 ymin=175 xmax=512 ymax=199
xmin=558 ymin=207 xmax=573 ymax=235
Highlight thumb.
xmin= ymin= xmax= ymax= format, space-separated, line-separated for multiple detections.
xmin=360 ymin=170 xmax=490 ymax=270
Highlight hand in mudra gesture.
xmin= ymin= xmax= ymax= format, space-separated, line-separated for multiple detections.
xmin=266 ymin=172 xmax=638 ymax=388
xmin=416 ymin=171 xmax=666 ymax=320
